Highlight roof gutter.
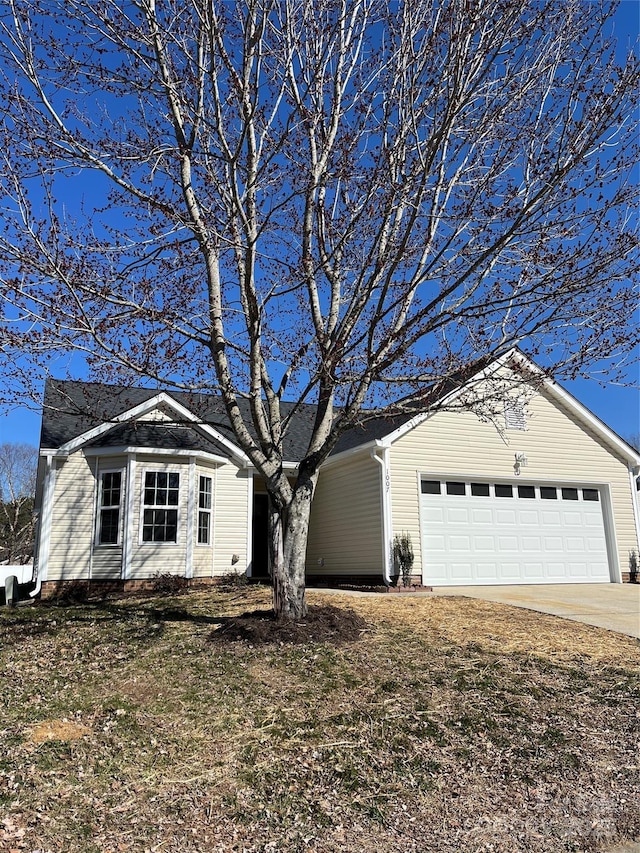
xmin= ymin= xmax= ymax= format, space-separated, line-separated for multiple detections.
xmin=371 ymin=445 xmax=393 ymax=586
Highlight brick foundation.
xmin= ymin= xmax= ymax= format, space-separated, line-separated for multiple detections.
xmin=37 ymin=573 xmax=638 ymax=600
xmin=39 ymin=576 xmax=224 ymax=600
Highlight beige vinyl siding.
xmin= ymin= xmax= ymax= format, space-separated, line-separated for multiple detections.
xmin=306 ymin=453 xmax=383 ymax=576
xmin=211 ymin=465 xmax=250 ymax=577
xmin=128 ymin=457 xmax=188 ymax=579
xmin=388 ymin=386 xmax=638 ymax=580
xmin=46 ymin=453 xmax=96 ymax=581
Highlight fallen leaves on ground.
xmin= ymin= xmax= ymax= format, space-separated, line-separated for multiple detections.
xmin=0 ymin=586 xmax=638 ymax=853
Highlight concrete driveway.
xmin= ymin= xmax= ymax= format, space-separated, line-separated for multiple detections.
xmin=430 ymin=583 xmax=640 ymax=639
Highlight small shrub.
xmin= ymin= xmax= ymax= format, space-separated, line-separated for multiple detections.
xmin=393 ymin=532 xmax=414 ymax=587
xmin=152 ymin=573 xmax=188 ymax=595
xmin=218 ymin=570 xmax=248 ymax=589
xmin=629 ymin=549 xmax=638 ymax=584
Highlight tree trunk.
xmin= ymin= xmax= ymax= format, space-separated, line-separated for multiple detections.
xmin=270 ymin=479 xmax=315 ymax=620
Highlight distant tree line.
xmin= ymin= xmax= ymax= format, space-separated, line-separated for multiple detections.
xmin=0 ymin=443 xmax=37 ymax=565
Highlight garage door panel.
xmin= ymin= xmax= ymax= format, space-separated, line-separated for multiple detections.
xmin=518 ymin=510 xmax=540 ymax=525
xmin=563 ymin=511 xmax=582 ymax=525
xmin=423 ymin=507 xmax=445 ymax=523
xmin=451 ymin=563 xmax=474 ymax=580
xmin=449 ymin=535 xmax=472 ymax=551
xmin=471 ymin=509 xmax=493 ymax=524
xmin=546 ymin=562 xmax=566 ymax=579
xmin=421 ymin=480 xmax=610 ymax=585
xmin=474 ymin=535 xmax=496 ymax=552
xmin=523 ymin=562 xmax=545 ymax=580
xmin=447 ymin=508 xmax=470 ymax=524
xmin=476 ymin=563 xmax=499 ymax=580
xmin=568 ymin=561 xmax=588 ymax=578
xmin=427 ymin=563 xmax=450 ymax=581
xmin=500 ymin=562 xmax=521 ymax=580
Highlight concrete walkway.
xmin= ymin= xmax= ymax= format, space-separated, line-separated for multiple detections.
xmin=429 ymin=583 xmax=640 ymax=639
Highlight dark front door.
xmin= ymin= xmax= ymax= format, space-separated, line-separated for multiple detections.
xmin=251 ymin=494 xmax=270 ymax=579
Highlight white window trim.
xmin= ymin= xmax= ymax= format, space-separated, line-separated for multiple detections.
xmin=185 ymin=458 xmax=196 ymax=578
xmin=139 ymin=466 xmax=182 ymax=546
xmin=122 ymin=454 xmax=137 ymax=580
xmin=95 ymin=467 xmax=125 ymax=547
xmin=196 ymin=473 xmax=213 ymax=547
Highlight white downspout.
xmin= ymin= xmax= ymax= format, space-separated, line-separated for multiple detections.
xmin=630 ymin=466 xmax=640 ymax=576
xmin=31 ymin=453 xmax=55 ymax=598
xmin=88 ymin=456 xmax=100 ymax=590
xmin=371 ymin=446 xmax=393 ymax=586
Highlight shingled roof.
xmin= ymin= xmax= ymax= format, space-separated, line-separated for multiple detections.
xmin=40 ymin=354 xmax=496 ymax=462
xmin=40 ymin=378 xmax=367 ymax=461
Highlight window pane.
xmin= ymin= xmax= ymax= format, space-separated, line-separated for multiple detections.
xmin=518 ymin=485 xmax=535 ymax=499
xmin=101 ymin=471 xmax=121 ymax=506
xmin=199 ymin=476 xmax=212 ymax=509
xmin=583 ymin=489 xmax=599 ymax=502
xmin=562 ymin=488 xmax=579 ymax=501
xmin=495 ymin=484 xmax=513 ymax=497
xmin=165 ymin=510 xmax=178 ymax=541
xmin=540 ymin=487 xmax=557 ymax=500
xmin=100 ymin=508 xmax=119 ymax=544
xmin=142 ymin=472 xmax=180 ymax=542
xmin=446 ymin=481 xmax=465 ymax=496
xmin=421 ymin=480 xmax=440 ymax=495
xmin=198 ymin=510 xmax=210 ymax=544
xmin=471 ymin=483 xmax=490 ymax=497
xmin=143 ymin=508 xmax=178 ymax=542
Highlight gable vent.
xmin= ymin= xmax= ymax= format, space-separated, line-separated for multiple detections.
xmin=505 ymin=399 xmax=526 ymax=431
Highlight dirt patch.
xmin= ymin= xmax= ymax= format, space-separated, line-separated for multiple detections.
xmin=208 ymin=603 xmax=367 ymax=645
xmin=25 ymin=719 xmax=91 ymax=744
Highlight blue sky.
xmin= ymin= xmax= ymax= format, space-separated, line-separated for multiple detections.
xmin=1 ymin=0 xmax=638 ymax=450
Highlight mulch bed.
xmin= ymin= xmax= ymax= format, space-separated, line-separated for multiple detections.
xmin=208 ymin=603 xmax=368 ymax=645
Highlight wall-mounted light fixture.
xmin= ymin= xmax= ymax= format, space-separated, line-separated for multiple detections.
xmin=514 ymin=452 xmax=528 ymax=476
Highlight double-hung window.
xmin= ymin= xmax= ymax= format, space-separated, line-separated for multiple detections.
xmin=142 ymin=471 xmax=180 ymax=543
xmin=98 ymin=471 xmax=123 ymax=545
xmin=197 ymin=476 xmax=212 ymax=545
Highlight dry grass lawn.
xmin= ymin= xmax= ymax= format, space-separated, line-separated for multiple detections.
xmin=0 ymin=585 xmax=638 ymax=853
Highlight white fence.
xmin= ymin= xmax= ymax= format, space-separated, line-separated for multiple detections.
xmin=1 ymin=564 xmax=34 ymax=587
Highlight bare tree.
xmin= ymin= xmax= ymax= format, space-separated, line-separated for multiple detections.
xmin=0 ymin=0 xmax=637 ymax=616
xmin=626 ymin=434 xmax=640 ymax=453
xmin=0 ymin=443 xmax=37 ymax=565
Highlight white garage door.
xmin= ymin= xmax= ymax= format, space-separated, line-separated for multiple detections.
xmin=420 ymin=479 xmax=611 ymax=585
